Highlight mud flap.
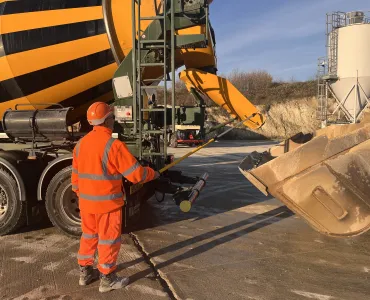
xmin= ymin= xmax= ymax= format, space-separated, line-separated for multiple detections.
xmin=240 ymin=124 xmax=370 ymax=237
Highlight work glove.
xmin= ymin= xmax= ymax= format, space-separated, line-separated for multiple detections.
xmin=154 ymin=171 xmax=161 ymax=180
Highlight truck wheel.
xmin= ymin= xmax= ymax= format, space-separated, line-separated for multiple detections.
xmin=45 ymin=166 xmax=81 ymax=237
xmin=0 ymin=168 xmax=26 ymax=236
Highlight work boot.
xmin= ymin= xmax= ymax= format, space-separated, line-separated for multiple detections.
xmin=79 ymin=265 xmax=99 ymax=286
xmin=99 ymin=272 xmax=130 ymax=293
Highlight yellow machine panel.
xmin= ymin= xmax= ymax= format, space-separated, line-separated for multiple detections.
xmin=180 ymin=69 xmax=265 ymax=129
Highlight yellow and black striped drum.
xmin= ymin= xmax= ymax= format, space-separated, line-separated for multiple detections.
xmin=0 ymin=0 xmax=216 ymax=125
xmin=0 ymin=0 xmax=119 ymax=124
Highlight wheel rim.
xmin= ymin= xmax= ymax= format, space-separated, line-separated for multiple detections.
xmin=0 ymin=184 xmax=9 ymax=221
xmin=59 ymin=184 xmax=80 ymax=225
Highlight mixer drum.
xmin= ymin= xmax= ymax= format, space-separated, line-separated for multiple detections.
xmin=0 ymin=0 xmax=217 ymax=125
xmin=0 ymin=0 xmax=116 ymax=125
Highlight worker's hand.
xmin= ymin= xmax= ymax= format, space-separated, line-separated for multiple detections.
xmin=153 ymin=171 xmax=161 ymax=180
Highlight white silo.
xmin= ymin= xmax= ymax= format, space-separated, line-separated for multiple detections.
xmin=317 ymin=11 xmax=370 ymax=125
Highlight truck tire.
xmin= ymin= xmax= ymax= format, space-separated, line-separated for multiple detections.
xmin=0 ymin=168 xmax=26 ymax=236
xmin=45 ymin=166 xmax=81 ymax=237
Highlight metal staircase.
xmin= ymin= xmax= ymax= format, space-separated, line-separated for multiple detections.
xmin=132 ymin=0 xmax=176 ymax=163
xmin=112 ymin=0 xmax=209 ymax=166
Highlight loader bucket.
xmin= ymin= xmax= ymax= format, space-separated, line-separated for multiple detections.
xmin=239 ymin=123 xmax=370 ymax=237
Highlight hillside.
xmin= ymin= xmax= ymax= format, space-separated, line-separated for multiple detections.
xmin=206 ymin=97 xmax=320 ymax=140
xmin=159 ymin=70 xmax=321 ymax=140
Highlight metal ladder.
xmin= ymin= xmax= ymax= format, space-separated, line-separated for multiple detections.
xmin=132 ymin=0 xmax=176 ymax=163
xmin=326 ymin=12 xmax=346 ymax=76
xmin=316 ymin=57 xmax=327 ymax=123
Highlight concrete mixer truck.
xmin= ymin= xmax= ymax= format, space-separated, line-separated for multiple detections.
xmin=0 ymin=0 xmax=265 ymax=236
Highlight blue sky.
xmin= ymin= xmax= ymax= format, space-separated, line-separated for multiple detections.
xmin=209 ymin=0 xmax=369 ymax=81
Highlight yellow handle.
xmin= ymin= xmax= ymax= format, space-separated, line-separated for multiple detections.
xmin=159 ymin=114 xmax=254 ymax=174
xmin=129 ymin=139 xmax=215 ymax=195
xmin=159 ymin=138 xmax=216 ymax=173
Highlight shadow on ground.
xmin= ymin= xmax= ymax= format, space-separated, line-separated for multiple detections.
xmin=119 ymin=206 xmax=293 ymax=283
xmin=130 ymin=149 xmax=277 ymax=231
xmin=118 ymin=147 xmax=295 ymax=283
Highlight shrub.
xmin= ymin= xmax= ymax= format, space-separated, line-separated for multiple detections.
xmin=157 ymin=69 xmax=317 ymax=107
xmin=227 ymin=69 xmax=316 ymax=106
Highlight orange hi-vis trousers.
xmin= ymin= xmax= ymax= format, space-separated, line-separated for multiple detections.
xmin=77 ymin=208 xmax=122 ymax=275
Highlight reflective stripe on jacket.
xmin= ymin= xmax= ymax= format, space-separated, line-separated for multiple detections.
xmin=71 ymin=126 xmax=155 ymax=214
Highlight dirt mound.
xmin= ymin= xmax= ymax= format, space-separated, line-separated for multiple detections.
xmin=206 ymin=97 xmax=321 ymax=140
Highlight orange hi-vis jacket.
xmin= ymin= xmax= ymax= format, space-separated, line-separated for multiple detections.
xmin=71 ymin=126 xmax=155 ymax=214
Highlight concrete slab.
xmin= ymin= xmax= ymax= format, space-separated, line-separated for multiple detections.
xmin=0 ymin=228 xmax=170 ymax=300
xmin=134 ymin=141 xmax=370 ymax=300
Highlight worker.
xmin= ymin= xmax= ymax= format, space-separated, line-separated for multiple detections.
xmin=71 ymin=102 xmax=159 ymax=293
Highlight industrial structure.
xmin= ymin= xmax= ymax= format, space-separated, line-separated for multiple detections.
xmin=317 ymin=11 xmax=370 ymax=126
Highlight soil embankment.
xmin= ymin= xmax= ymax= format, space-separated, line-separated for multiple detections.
xmin=206 ymin=97 xmax=321 ymax=140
